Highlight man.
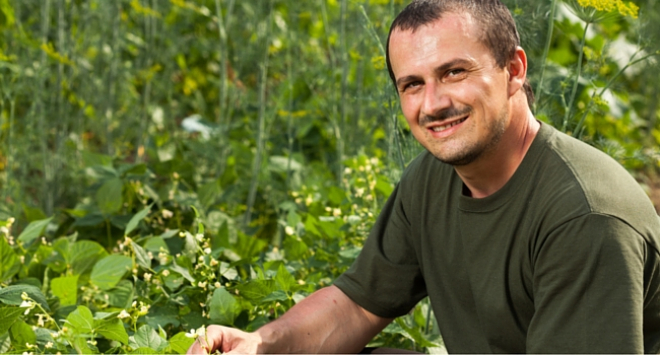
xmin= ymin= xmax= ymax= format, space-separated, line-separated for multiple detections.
xmin=188 ymin=0 xmax=660 ymax=353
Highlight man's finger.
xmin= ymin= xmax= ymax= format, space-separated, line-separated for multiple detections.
xmin=187 ymin=336 xmax=211 ymax=354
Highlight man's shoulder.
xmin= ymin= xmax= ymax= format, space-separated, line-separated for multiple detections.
xmin=534 ymin=125 xmax=659 ymax=242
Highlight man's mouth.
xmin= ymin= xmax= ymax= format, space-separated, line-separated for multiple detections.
xmin=430 ymin=116 xmax=467 ymax=132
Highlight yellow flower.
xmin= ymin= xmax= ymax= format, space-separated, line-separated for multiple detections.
xmin=577 ymin=0 xmax=639 ymax=18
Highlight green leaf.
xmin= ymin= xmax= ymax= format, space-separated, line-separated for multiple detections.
xmin=9 ymin=319 xmax=35 ymax=351
xmin=0 ymin=284 xmax=49 ymax=311
xmin=167 ymin=332 xmax=195 ymax=354
xmin=51 ymin=275 xmax=79 ymax=306
xmin=198 ymin=180 xmax=222 ymax=209
xmin=132 ymin=241 xmax=152 ymax=270
xmin=66 ymin=305 xmax=94 ymax=334
xmin=69 ymin=240 xmax=108 ymax=275
xmin=170 ymin=260 xmax=195 ymax=283
xmin=107 ymin=280 xmax=135 ymax=308
xmin=275 ymin=264 xmax=296 ymax=292
xmin=132 ymin=324 xmax=168 ymax=351
xmin=394 ymin=318 xmax=440 ymax=348
xmin=304 ymin=215 xmax=321 ymax=237
xmin=208 ymin=287 xmax=240 ymax=326
xmin=261 ymin=290 xmax=288 ymax=303
xmin=131 ymin=347 xmax=159 ymax=354
xmin=236 ymin=280 xmax=275 ymax=302
xmin=17 ymin=217 xmax=53 ymax=244
xmin=96 ymin=178 xmax=124 ymax=215
xmin=82 ymin=151 xmax=113 ymax=167
xmin=72 ymin=335 xmax=93 ymax=354
xmin=0 ymin=236 xmax=19 ymax=281
xmin=339 ymin=246 xmax=362 ymax=260
xmin=183 ymin=231 xmax=197 ymax=261
xmin=125 ymin=206 xmax=151 ymax=235
xmin=90 ymin=255 xmax=133 ymax=290
xmin=0 ymin=306 xmax=24 ymax=335
xmin=96 ymin=318 xmax=129 ymax=345
xmin=375 ymin=175 xmax=394 ymax=196
xmin=144 ymin=236 xmax=169 ymax=254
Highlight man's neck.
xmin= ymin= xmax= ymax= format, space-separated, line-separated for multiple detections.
xmin=455 ymin=110 xmax=540 ymax=199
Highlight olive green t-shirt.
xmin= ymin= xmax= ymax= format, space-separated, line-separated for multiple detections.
xmin=334 ymin=123 xmax=660 ymax=353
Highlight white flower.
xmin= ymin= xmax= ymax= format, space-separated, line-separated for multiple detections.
xmin=0 ymin=226 xmax=8 ymax=235
xmin=285 ymin=226 xmax=294 ymax=235
xmin=19 ymin=300 xmax=33 ymax=308
xmin=117 ymin=310 xmax=131 ymax=319
xmin=198 ymin=281 xmax=207 ymax=288
xmin=45 ymin=342 xmax=53 ymax=349
xmin=204 ymin=247 xmax=212 ymax=254
xmin=162 ymin=270 xmax=170 ymax=277
xmin=139 ymin=305 xmax=149 ymax=315
xmin=185 ymin=326 xmax=206 ymax=339
xmin=185 ymin=329 xmax=197 ymax=338
xmin=196 ymin=326 xmax=206 ymax=337
xmin=143 ymin=273 xmax=152 ymax=282
xmin=195 ymin=233 xmax=204 ymax=242
xmin=161 ymin=209 xmax=173 ymax=219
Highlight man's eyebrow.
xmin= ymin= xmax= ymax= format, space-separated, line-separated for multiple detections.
xmin=395 ymin=58 xmax=474 ymax=88
xmin=434 ymin=58 xmax=474 ymax=75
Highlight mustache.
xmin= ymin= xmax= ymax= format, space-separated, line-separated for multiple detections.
xmin=420 ymin=106 xmax=472 ymax=126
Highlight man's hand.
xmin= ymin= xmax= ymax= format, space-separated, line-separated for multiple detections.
xmin=185 ymin=286 xmax=392 ymax=354
xmin=186 ymin=325 xmax=262 ymax=354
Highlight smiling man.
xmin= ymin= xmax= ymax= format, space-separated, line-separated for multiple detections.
xmin=188 ymin=0 xmax=660 ymax=353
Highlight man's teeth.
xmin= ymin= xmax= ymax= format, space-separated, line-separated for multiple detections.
xmin=431 ymin=118 xmax=466 ymax=132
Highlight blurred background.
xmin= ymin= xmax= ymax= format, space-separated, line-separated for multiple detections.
xmin=0 ymin=0 xmax=659 ymax=226
xmin=0 ymin=0 xmax=659 ymax=351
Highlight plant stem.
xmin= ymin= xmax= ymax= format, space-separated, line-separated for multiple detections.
xmin=215 ymin=0 xmax=233 ymax=127
xmin=562 ymin=21 xmax=590 ymax=132
xmin=244 ymin=2 xmax=272 ymax=228
xmin=534 ymin=0 xmax=557 ymax=113
xmin=338 ymin=0 xmax=348 ymax=184
xmin=358 ymin=5 xmax=406 ymax=171
xmin=575 ymin=51 xmax=657 ymax=138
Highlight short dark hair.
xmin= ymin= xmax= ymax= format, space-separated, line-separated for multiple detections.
xmin=386 ymin=0 xmax=535 ymax=108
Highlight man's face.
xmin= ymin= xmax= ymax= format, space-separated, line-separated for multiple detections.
xmin=389 ymin=12 xmax=512 ymax=166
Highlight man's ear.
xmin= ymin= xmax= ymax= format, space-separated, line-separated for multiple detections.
xmin=507 ymin=47 xmax=527 ymax=98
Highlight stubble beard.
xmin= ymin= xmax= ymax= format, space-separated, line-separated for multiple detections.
xmin=428 ymin=107 xmax=508 ymax=166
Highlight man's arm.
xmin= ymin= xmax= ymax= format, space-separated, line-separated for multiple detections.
xmin=187 ymin=285 xmax=393 ymax=354
xmin=527 ymin=213 xmax=646 ymax=353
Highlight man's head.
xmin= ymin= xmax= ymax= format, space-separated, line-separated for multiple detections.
xmin=386 ymin=0 xmax=534 ymax=108
xmin=387 ymin=0 xmax=533 ymax=166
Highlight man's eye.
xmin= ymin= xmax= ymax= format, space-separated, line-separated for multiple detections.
xmin=402 ymin=81 xmax=421 ymax=91
xmin=447 ymin=69 xmax=465 ymax=76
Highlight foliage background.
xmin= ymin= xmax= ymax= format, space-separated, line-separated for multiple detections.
xmin=0 ymin=0 xmax=658 ymax=353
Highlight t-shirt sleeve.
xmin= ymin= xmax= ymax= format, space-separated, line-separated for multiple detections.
xmin=333 ymin=183 xmax=427 ymax=318
xmin=527 ymin=213 xmax=646 ymax=353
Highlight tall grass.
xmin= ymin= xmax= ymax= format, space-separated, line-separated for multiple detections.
xmin=0 ymin=0 xmax=658 ymax=224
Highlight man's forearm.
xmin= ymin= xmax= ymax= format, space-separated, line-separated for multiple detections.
xmin=255 ymin=285 xmax=393 ymax=353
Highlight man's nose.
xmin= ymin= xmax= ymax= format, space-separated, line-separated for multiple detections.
xmin=421 ymin=82 xmax=452 ymax=118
